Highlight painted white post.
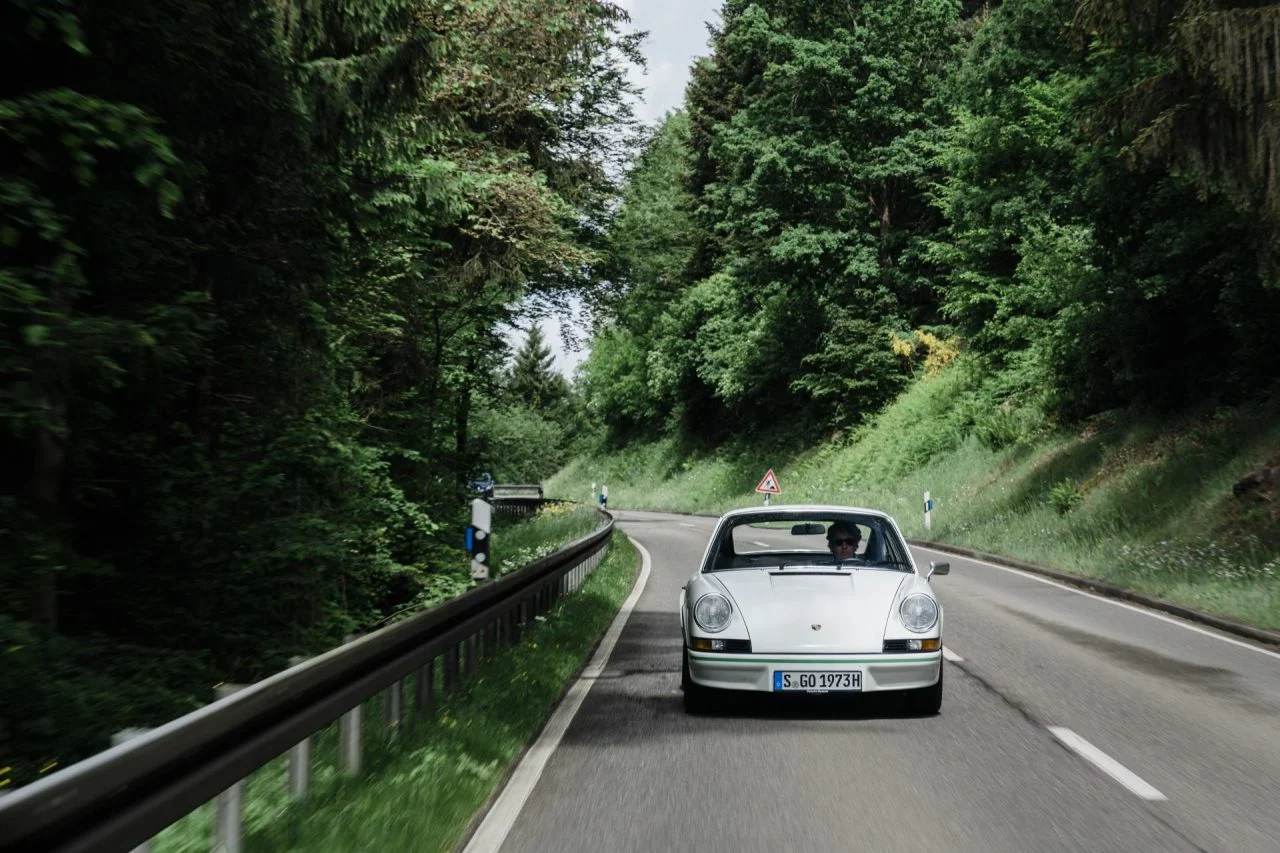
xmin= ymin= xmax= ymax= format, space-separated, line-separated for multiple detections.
xmin=213 ymin=685 xmax=247 ymax=853
xmin=924 ymin=491 xmax=933 ymax=531
xmin=470 ymin=498 xmax=492 ymax=582
xmin=111 ymin=729 xmax=154 ymax=853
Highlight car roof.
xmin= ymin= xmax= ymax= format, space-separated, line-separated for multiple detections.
xmin=718 ymin=504 xmax=893 ymax=521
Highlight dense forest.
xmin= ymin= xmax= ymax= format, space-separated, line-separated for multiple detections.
xmin=1 ymin=0 xmax=634 ymax=783
xmin=586 ymin=0 xmax=1280 ymax=445
xmin=3 ymin=0 xmax=1279 ymax=786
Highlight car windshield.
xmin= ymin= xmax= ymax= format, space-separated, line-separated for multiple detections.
xmin=704 ymin=513 xmax=913 ymax=573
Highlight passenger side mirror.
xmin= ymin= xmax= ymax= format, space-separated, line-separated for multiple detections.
xmin=927 ymin=561 xmax=950 ymax=580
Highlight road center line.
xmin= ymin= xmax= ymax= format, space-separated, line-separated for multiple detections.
xmin=462 ymin=536 xmax=654 ymax=853
xmin=912 ymin=545 xmax=1280 ymax=661
xmin=1047 ymin=726 xmax=1167 ymax=801
xmin=942 ymin=647 xmax=964 ymax=662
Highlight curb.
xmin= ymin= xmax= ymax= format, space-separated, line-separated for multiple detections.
xmin=909 ymin=538 xmax=1280 ymax=649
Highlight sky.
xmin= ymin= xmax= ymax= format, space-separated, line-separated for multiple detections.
xmin=511 ymin=0 xmax=724 ymax=377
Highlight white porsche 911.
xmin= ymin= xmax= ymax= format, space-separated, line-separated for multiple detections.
xmin=680 ymin=506 xmax=949 ymax=714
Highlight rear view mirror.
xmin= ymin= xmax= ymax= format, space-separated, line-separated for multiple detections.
xmin=791 ymin=522 xmax=826 ymax=535
xmin=927 ymin=561 xmax=950 ymax=580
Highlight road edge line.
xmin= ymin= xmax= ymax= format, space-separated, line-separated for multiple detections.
xmin=911 ymin=539 xmax=1280 ymax=652
xmin=461 ymin=536 xmax=654 ymax=853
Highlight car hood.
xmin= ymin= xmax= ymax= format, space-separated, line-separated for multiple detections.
xmin=713 ymin=569 xmax=910 ymax=653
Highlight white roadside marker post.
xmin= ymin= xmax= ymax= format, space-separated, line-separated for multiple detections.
xmin=924 ymin=491 xmax=933 ymax=531
xmin=469 ymin=498 xmax=492 ymax=582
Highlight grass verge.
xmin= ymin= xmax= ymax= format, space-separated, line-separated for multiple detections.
xmin=152 ymin=532 xmax=638 ymax=853
xmin=548 ymin=362 xmax=1280 ymax=630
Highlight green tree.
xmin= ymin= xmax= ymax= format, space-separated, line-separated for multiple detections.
xmin=0 ymin=0 xmax=644 ymax=783
xmin=656 ymin=0 xmax=961 ymax=432
xmin=1075 ymin=0 xmax=1280 ymax=231
xmin=508 ymin=324 xmax=571 ymax=411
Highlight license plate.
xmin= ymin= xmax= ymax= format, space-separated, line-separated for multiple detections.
xmin=773 ymin=671 xmax=862 ymax=692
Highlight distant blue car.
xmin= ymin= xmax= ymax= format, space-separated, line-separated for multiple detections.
xmin=468 ymin=471 xmax=495 ymax=495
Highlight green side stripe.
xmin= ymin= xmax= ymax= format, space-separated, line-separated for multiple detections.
xmin=689 ymin=653 xmax=941 ymax=664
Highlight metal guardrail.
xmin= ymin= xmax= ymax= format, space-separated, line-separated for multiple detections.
xmin=484 ymin=484 xmax=550 ymax=520
xmin=0 ymin=502 xmax=612 ymax=853
xmin=486 ymin=483 xmax=544 ymax=499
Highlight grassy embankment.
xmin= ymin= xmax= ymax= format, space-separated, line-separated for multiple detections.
xmin=549 ymin=362 xmax=1280 ymax=630
xmin=151 ymin=506 xmax=637 ymax=853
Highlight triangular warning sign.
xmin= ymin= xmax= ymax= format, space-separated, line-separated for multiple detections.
xmin=754 ymin=469 xmax=782 ymax=495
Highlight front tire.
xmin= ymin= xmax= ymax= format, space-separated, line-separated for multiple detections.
xmin=903 ymin=659 xmax=943 ymax=715
xmin=682 ymin=646 xmax=715 ymax=714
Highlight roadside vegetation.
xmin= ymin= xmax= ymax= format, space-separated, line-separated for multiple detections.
xmin=150 ymin=528 xmax=635 ymax=853
xmin=1 ymin=0 xmax=624 ymax=787
xmin=561 ymin=0 xmax=1280 ymax=632
xmin=550 ymin=363 xmax=1280 ymax=631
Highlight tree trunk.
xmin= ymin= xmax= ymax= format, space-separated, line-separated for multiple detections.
xmin=28 ymin=287 xmax=70 ymax=630
xmin=455 ymin=355 xmax=473 ymax=483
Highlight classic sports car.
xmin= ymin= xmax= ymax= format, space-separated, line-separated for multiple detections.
xmin=680 ymin=505 xmax=949 ymax=714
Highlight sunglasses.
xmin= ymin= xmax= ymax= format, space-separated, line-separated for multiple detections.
xmin=829 ymin=538 xmax=859 ymax=546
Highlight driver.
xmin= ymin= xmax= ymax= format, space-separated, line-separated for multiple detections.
xmin=826 ymin=520 xmax=861 ymax=561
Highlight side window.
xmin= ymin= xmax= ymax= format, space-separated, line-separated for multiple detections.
xmin=880 ymin=524 xmax=908 ymax=567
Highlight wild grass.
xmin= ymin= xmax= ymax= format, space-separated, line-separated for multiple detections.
xmin=548 ymin=362 xmax=1280 ymax=629
xmin=152 ymin=526 xmax=637 ymax=853
xmin=490 ymin=502 xmax=601 ymax=576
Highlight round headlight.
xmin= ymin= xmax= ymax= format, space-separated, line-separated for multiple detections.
xmin=694 ymin=593 xmax=733 ymax=633
xmin=899 ymin=594 xmax=939 ymax=633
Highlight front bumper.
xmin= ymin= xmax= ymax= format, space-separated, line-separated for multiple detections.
xmin=688 ymin=649 xmax=941 ymax=693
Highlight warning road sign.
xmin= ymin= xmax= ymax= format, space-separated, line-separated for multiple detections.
xmin=754 ymin=469 xmax=782 ymax=495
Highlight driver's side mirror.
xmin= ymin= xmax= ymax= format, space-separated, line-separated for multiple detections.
xmin=927 ymin=561 xmax=950 ymax=580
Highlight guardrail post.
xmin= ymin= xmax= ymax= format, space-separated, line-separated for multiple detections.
xmin=465 ymin=633 xmax=478 ymax=677
xmin=484 ymin=619 xmax=497 ymax=659
xmin=444 ymin=643 xmax=459 ymax=691
xmin=416 ymin=658 xmax=435 ymax=716
xmin=339 ymin=635 xmax=362 ymax=775
xmin=385 ymin=679 xmax=403 ymax=730
xmin=286 ymin=657 xmax=311 ymax=798
xmin=111 ymin=729 xmax=154 ymax=853
xmin=213 ymin=684 xmax=247 ymax=853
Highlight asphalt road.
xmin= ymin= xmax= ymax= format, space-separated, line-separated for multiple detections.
xmin=476 ymin=510 xmax=1280 ymax=853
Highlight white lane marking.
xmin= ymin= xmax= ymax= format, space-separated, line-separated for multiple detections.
xmin=680 ymin=522 xmax=697 ymax=528
xmin=752 ymin=541 xmax=771 ymax=548
xmin=462 ymin=537 xmax=654 ymax=853
xmin=942 ymin=647 xmax=964 ymax=663
xmin=1047 ymin=726 xmax=1167 ymax=801
xmin=913 ymin=545 xmax=1280 ymax=662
